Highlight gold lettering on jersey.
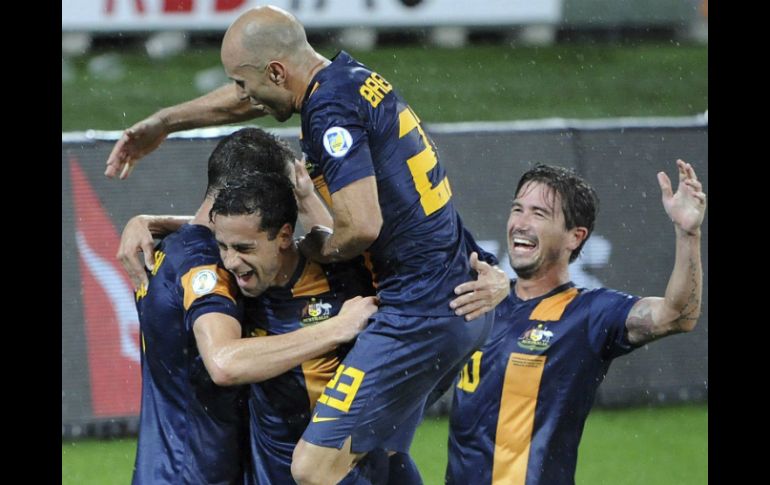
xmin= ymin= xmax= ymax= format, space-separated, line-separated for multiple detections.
xmin=457 ymin=351 xmax=483 ymax=392
xmin=151 ymin=250 xmax=166 ymax=276
xmin=398 ymin=106 xmax=452 ymax=215
xmin=135 ymin=283 xmax=147 ymax=301
xmin=359 ymin=72 xmax=393 ymax=108
xmin=317 ymin=364 xmax=365 ymax=412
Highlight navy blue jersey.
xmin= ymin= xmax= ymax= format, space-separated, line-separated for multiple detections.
xmin=447 ymin=281 xmax=641 ymax=485
xmin=241 ymin=252 xmax=375 ymax=484
xmin=133 ymin=224 xmax=248 ymax=485
xmin=301 ymin=51 xmax=487 ymax=316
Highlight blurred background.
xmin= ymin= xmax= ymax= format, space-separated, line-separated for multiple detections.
xmin=62 ymin=1 xmax=707 ymax=483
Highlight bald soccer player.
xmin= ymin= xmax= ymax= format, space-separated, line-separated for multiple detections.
xmin=105 ymin=7 xmax=510 ymax=484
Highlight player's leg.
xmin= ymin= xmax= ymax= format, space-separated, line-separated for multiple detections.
xmin=291 ymin=436 xmax=364 ymax=485
xmin=293 ymin=311 xmax=492 ymax=484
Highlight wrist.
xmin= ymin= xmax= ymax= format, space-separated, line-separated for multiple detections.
xmin=674 ymin=226 xmax=701 ymax=238
xmin=155 ymin=108 xmax=176 ymax=133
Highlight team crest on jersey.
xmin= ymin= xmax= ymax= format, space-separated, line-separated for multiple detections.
xmin=301 ymin=297 xmax=333 ymax=325
xmin=322 ymin=127 xmax=352 ymax=158
xmin=517 ymin=322 xmax=554 ymax=351
xmin=191 ymin=269 xmax=218 ymax=295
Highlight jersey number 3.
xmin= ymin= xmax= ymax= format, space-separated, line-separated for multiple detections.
xmin=399 ymin=106 xmax=452 ymax=216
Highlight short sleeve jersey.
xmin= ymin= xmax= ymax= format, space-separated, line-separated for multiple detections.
xmin=447 ymin=281 xmax=641 ymax=485
xmin=300 ymin=51 xmax=486 ymax=316
xmin=133 ymin=224 xmax=247 ymax=485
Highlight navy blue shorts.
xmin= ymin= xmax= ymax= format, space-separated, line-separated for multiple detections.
xmin=301 ymin=309 xmax=494 ymax=453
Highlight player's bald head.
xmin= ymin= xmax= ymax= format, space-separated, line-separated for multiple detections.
xmin=222 ymin=6 xmax=308 ymax=67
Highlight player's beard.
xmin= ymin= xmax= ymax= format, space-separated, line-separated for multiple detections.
xmin=510 ymin=245 xmax=560 ymax=280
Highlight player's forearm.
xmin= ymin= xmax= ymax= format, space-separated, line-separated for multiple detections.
xmin=156 ymin=84 xmax=263 ymax=133
xmin=317 ymin=223 xmax=375 ymax=263
xmin=662 ymin=228 xmax=702 ymax=331
xmin=142 ymin=215 xmax=193 ymax=237
xmin=213 ymin=319 xmax=352 ymax=385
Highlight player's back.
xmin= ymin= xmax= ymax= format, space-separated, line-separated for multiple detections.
xmin=134 ymin=224 xmax=247 ymax=485
xmin=301 ymin=51 xmax=474 ymax=316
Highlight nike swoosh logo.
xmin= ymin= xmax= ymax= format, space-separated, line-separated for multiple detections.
xmin=312 ymin=412 xmax=339 ymax=423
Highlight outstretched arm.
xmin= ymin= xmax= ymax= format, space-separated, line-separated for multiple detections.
xmin=625 ymin=159 xmax=706 ymax=346
xmin=105 ymin=84 xmax=267 ymax=179
xmin=194 ymin=296 xmax=378 ymax=386
xmin=450 ymin=252 xmax=510 ymax=321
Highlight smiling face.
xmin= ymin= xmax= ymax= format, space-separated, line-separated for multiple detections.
xmin=221 ymin=36 xmax=296 ymax=122
xmin=213 ymin=213 xmax=292 ymax=297
xmin=507 ymin=181 xmax=585 ymax=280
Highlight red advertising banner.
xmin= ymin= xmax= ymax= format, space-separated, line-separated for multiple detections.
xmin=70 ymin=158 xmax=141 ymax=417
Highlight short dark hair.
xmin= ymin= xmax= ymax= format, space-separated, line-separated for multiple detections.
xmin=206 ymin=127 xmax=295 ymax=197
xmin=515 ymin=164 xmax=599 ymax=263
xmin=209 ymin=172 xmax=298 ymax=240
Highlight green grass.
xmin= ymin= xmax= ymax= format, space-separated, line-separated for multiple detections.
xmin=62 ymin=43 xmax=707 ymax=131
xmin=62 ymin=404 xmax=706 ymax=485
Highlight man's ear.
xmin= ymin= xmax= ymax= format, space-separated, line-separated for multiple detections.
xmin=267 ymin=61 xmax=287 ymax=85
xmin=277 ymin=222 xmax=294 ymax=249
xmin=568 ymin=226 xmax=589 ymax=252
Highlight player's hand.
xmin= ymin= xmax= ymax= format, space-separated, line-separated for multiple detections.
xmin=297 ymin=225 xmax=333 ymax=260
xmin=117 ymin=215 xmax=156 ymax=290
xmin=291 ymin=159 xmax=315 ymax=200
xmin=658 ymin=159 xmax=707 ymax=236
xmin=105 ymin=115 xmax=168 ymax=179
xmin=334 ymin=296 xmax=379 ymax=342
xmin=450 ymin=252 xmax=509 ymax=321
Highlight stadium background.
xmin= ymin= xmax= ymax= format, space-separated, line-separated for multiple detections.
xmin=62 ymin=1 xmax=707 ymax=483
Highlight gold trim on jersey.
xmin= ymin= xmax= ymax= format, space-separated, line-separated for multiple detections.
xmin=309 ymin=81 xmax=321 ymax=98
xmin=492 ymin=353 xmax=547 ymax=484
xmin=312 ymin=174 xmax=333 ymax=207
xmin=180 ymin=264 xmax=237 ymax=310
xmin=292 ymin=260 xmax=331 ymax=298
xmin=529 ymin=287 xmax=579 ymax=321
xmin=302 ymin=352 xmax=341 ymax=409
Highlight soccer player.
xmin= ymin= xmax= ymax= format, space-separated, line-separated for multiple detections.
xmin=131 ymin=127 xmax=376 ymax=485
xmin=206 ymin=173 xmax=392 ymax=484
xmin=105 ymin=7 xmax=509 ymax=483
xmin=446 ymin=160 xmax=706 ymax=485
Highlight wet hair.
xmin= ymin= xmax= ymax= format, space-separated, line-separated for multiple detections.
xmin=515 ymin=164 xmax=599 ymax=262
xmin=206 ymin=127 xmax=295 ymax=198
xmin=210 ymin=172 xmax=298 ymax=240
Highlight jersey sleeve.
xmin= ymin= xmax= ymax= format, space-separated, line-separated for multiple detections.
xmin=585 ymin=288 xmax=642 ymax=360
xmin=462 ymin=226 xmax=499 ymax=266
xmin=179 ymin=250 xmax=242 ymax=329
xmin=306 ymin=98 xmax=375 ymax=194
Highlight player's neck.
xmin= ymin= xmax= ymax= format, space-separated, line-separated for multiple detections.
xmin=292 ymin=52 xmax=330 ymax=111
xmin=191 ymin=198 xmax=215 ymax=229
xmin=514 ymin=267 xmax=570 ymax=301
xmin=274 ymin=241 xmax=300 ymax=287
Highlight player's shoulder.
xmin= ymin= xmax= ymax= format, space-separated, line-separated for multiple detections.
xmin=575 ymin=286 xmax=638 ymax=309
xmin=306 ymin=53 xmax=374 ymax=110
xmin=159 ymin=224 xmax=219 ymax=269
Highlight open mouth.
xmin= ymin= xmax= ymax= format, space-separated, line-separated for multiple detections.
xmin=235 ymin=270 xmax=255 ymax=286
xmin=512 ymin=236 xmax=537 ymax=253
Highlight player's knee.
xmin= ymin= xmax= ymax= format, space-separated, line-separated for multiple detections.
xmin=291 ymin=441 xmax=326 ymax=485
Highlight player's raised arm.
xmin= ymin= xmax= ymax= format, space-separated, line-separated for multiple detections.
xmin=105 ymin=84 xmax=267 ymax=179
xmin=625 ymin=159 xmax=706 ymax=345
